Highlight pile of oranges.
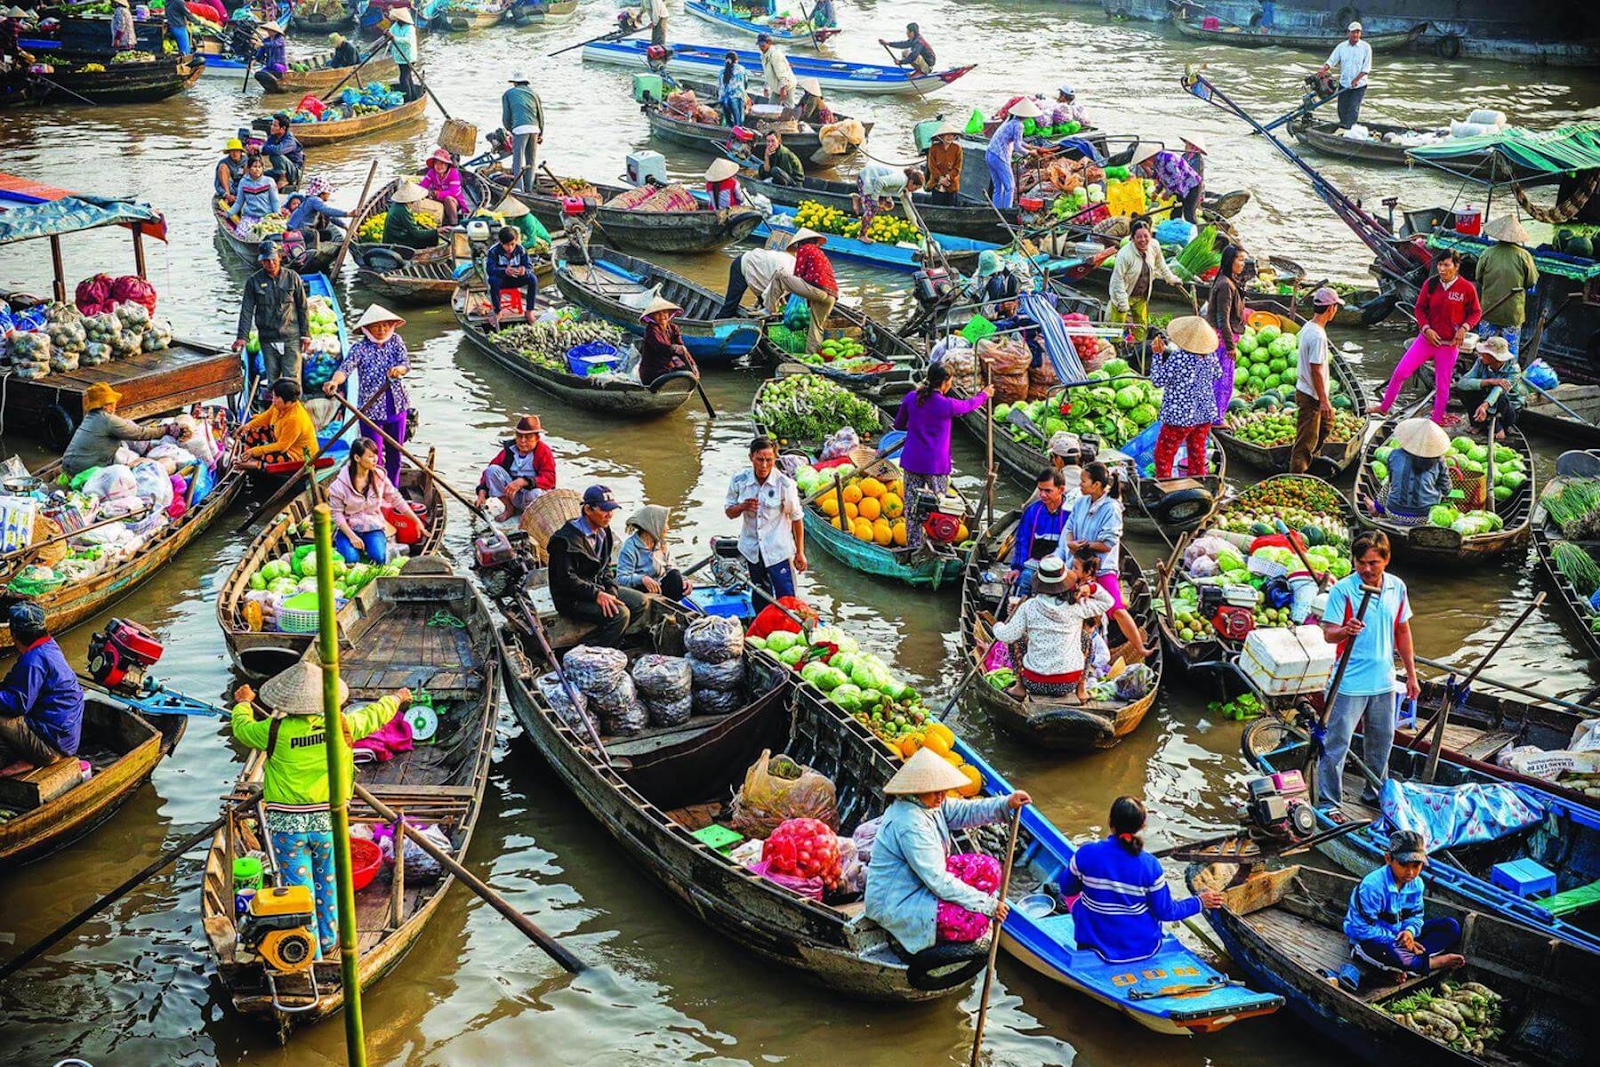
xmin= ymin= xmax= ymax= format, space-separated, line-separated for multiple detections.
xmin=892 ymin=722 xmax=983 ymax=798
xmin=815 ymin=473 xmax=910 ymax=547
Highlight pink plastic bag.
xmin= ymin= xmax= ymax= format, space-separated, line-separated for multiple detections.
xmin=746 ymin=858 xmax=825 ymax=901
xmin=75 ymin=273 xmax=112 ymax=314
xmin=935 ymin=852 xmax=1002 ymax=943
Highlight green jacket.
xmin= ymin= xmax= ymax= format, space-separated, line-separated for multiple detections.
xmin=760 ymin=145 xmax=805 ymax=185
xmin=232 ymin=694 xmax=400 ymax=807
xmin=384 ymin=201 xmax=439 ymax=250
xmin=1476 ymin=242 xmax=1539 ymax=328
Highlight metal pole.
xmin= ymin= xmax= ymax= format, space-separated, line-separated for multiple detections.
xmin=313 ymin=503 xmax=367 ymax=1066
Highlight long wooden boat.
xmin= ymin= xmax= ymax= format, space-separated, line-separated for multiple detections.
xmin=1291 ymin=118 xmax=1478 ymax=168
xmin=430 ymin=0 xmax=510 ymax=32
xmin=201 ymin=566 xmax=501 ymax=1032
xmin=684 ymin=0 xmax=838 ymax=46
xmin=289 ymin=6 xmax=357 ymax=33
xmin=555 ymin=245 xmax=764 ymax=365
xmin=506 ymin=0 xmax=578 ymax=25
xmin=1353 ymin=418 xmax=1534 ymax=565
xmin=1172 ymin=18 xmax=1428 ymax=53
xmin=347 ymin=172 xmax=488 ymax=268
xmin=582 ymin=39 xmax=974 ymax=97
xmin=0 ymin=54 xmax=203 ymax=108
xmin=742 ymin=173 xmax=1014 ymax=244
xmin=1519 ymin=385 xmax=1600 ymax=447
xmin=950 ymin=743 xmax=1283 ymax=1031
xmin=257 ymin=52 xmax=398 ymax=95
xmin=1214 ymin=347 xmax=1370 ymax=474
xmin=749 ymin=201 xmax=995 ymax=275
xmin=1532 ymin=475 xmax=1600 ymax=668
xmin=1191 ymin=864 xmax=1598 ymax=1064
xmin=451 ymin=285 xmax=699 ymax=418
xmin=216 ymin=461 xmax=448 ymax=678
xmin=482 ymin=170 xmax=764 ymax=254
xmin=1242 ymin=713 xmax=1600 ymax=954
xmin=642 ymin=101 xmax=868 ymax=171
xmin=213 ymin=202 xmax=341 ymax=275
xmin=0 ymin=445 xmax=245 ymax=657
xmin=276 ymin=93 xmax=428 ymax=147
xmin=499 ymin=607 xmax=995 ymax=1000
xmin=0 ymin=690 xmax=186 ymax=869
xmin=960 ymin=511 xmax=1163 ymax=751
xmin=760 ymin=302 xmax=920 ymax=403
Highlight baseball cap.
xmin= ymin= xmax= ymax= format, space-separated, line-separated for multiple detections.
xmin=1388 ymin=830 xmax=1427 ymax=864
xmin=1348 ymin=21 xmax=1362 ymax=31
xmin=1311 ymin=286 xmax=1346 ymax=308
xmin=258 ymin=241 xmax=281 ymax=262
xmin=582 ymin=485 xmax=621 ymax=512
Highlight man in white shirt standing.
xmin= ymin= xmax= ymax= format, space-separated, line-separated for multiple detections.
xmin=757 ymin=33 xmax=797 ymax=105
xmin=724 ymin=436 xmax=806 ymax=602
xmin=1319 ymin=21 xmax=1373 ymax=130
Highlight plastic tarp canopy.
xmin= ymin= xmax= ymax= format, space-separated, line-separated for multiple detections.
xmin=1425 ymin=230 xmax=1600 ymax=283
xmin=1409 ymin=124 xmax=1600 ymax=179
xmin=0 ymin=196 xmax=166 ymax=246
xmin=1375 ymin=778 xmax=1545 ymax=853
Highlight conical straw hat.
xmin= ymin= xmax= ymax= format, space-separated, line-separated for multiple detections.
xmin=884 ymin=746 xmax=970 ymax=795
xmin=260 ymin=660 xmax=347 ymax=716
xmin=355 ymin=304 xmax=405 ymax=331
xmin=639 ymin=295 xmax=683 ymax=320
xmin=1393 ymin=417 xmax=1450 ymax=459
xmin=1166 ymin=315 xmax=1219 ymax=355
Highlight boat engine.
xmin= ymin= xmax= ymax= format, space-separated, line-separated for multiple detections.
xmin=87 ymin=618 xmax=164 ymax=693
xmin=239 ymin=885 xmax=317 ymax=975
xmin=1242 ymin=772 xmax=1319 ymax=843
xmin=473 ymin=529 xmax=535 ymax=600
xmin=1198 ymin=585 xmax=1256 ymax=641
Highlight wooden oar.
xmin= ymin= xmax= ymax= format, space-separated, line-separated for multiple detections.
xmin=326 ymin=392 xmax=497 ymax=523
xmin=547 ymin=21 xmax=637 ymax=58
xmin=0 ymin=504 xmax=151 ymax=575
xmin=328 ymin=158 xmax=379 ymax=279
xmin=969 ymin=806 xmax=1022 ymax=1067
xmin=313 ymin=34 xmax=389 ymax=108
xmin=352 ymin=781 xmax=585 ymax=973
xmin=879 ymin=41 xmax=931 ymax=104
xmin=1414 ymin=653 xmax=1598 ymax=717
xmin=795 ymin=0 xmax=825 ymax=51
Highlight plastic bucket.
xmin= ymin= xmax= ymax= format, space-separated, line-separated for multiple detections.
xmin=349 ymin=837 xmax=383 ymax=891
xmin=1454 ymin=205 xmax=1482 ymax=236
xmin=233 ymin=855 xmax=264 ymax=891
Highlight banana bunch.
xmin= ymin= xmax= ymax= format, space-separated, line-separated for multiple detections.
xmin=494 ymin=319 xmax=624 ymax=370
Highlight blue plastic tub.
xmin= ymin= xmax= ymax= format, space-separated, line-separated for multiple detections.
xmin=683 ymin=585 xmax=753 ymax=619
xmin=566 ymin=342 xmax=620 ymax=377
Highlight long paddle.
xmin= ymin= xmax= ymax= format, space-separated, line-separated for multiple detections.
xmin=326 ymin=391 xmax=497 ymax=523
xmin=1414 ymin=653 xmax=1598 ymax=718
xmin=547 ymin=20 xmax=638 ymax=58
xmin=328 ymin=158 xmax=379 ymax=279
xmin=405 ymin=60 xmax=453 ymax=121
xmin=314 ymin=34 xmax=389 ymax=108
xmin=969 ymin=806 xmax=1022 ymax=1067
xmin=502 ymin=584 xmax=616 ymax=764
xmin=879 ymin=40 xmax=931 ymax=104
xmin=1305 ymin=582 xmax=1380 ymax=805
xmin=795 ymin=0 xmax=824 ymax=51
xmin=351 ymin=781 xmax=585 ymax=973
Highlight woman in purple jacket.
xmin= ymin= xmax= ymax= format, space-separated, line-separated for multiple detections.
xmin=893 ymin=363 xmax=987 ymax=550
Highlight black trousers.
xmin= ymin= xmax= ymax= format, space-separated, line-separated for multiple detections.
xmin=559 ymin=586 xmax=648 ymax=648
xmin=718 ymin=253 xmax=750 ymax=318
xmin=1181 ymin=180 xmax=1203 ymax=225
xmin=1337 ymin=85 xmax=1366 ymax=128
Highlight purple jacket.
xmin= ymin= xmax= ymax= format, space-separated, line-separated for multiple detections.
xmin=894 ymin=388 xmax=988 ymax=476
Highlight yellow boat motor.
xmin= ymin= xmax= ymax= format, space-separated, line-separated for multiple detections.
xmin=241 ymin=885 xmax=317 ymax=974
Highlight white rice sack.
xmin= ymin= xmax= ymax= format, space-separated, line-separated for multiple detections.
xmin=1466 ymin=109 xmax=1507 ymax=128
xmin=1450 ymin=120 xmax=1491 ymax=139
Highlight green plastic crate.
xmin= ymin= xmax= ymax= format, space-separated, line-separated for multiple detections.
xmin=690 ymin=824 xmax=745 ymax=852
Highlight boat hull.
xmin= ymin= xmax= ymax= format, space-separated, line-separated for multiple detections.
xmin=583 ymin=39 xmax=972 ymax=96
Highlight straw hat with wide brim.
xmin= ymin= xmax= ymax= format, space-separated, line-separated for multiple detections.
xmin=1394 ymin=416 xmax=1451 ymax=459
xmin=1181 ymin=132 xmax=1208 ymax=154
xmin=884 ymin=746 xmax=970 ymax=796
xmin=260 ymin=20 xmax=283 ymax=34
xmin=356 ymin=304 xmax=406 ymax=331
xmin=1008 ymin=97 xmax=1042 ymax=119
xmin=786 ymin=227 xmax=827 ymax=248
xmin=639 ymin=295 xmax=683 ymax=321
xmin=1127 ymin=142 xmax=1162 ymax=168
xmin=1483 ymin=214 xmax=1530 ymax=245
xmin=494 ymin=195 xmax=530 ymax=219
xmin=261 ymin=660 xmax=348 ymax=716
xmin=1166 ymin=315 xmax=1219 ymax=355
xmin=932 ymin=120 xmax=962 ymax=140
xmin=705 ymin=158 xmax=741 ymax=182
xmin=390 ymin=181 xmax=427 ymax=205
xmin=389 ymin=7 xmax=412 ymax=24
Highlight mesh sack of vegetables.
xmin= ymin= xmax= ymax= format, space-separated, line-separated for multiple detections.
xmin=684 ymin=614 xmax=744 ymax=664
xmin=730 ymin=749 xmax=839 ymax=837
xmin=631 ymin=653 xmax=693 ymax=702
xmin=692 ymin=684 xmax=746 ymax=716
xmin=688 ymin=653 xmax=745 ymax=691
xmin=646 ymin=693 xmax=693 ymax=728
xmin=535 ymin=672 xmax=589 ymax=729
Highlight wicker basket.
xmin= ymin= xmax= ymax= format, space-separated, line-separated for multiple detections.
xmin=28 ymin=516 xmax=67 ymax=568
xmin=519 ymin=489 xmax=583 ymax=563
xmin=438 ymin=118 xmax=478 ymax=158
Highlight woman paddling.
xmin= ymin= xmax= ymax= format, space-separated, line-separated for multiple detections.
xmin=324 ymin=304 xmax=412 ymax=485
xmin=893 ymin=363 xmax=988 ymax=551
xmin=636 ymin=296 xmax=698 ymax=386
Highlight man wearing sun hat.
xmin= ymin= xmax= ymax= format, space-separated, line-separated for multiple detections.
xmin=1291 ymin=285 xmax=1345 ymax=474
xmin=328 ymin=31 xmax=359 ymax=68
xmin=476 ymin=415 xmax=556 ymax=520
xmin=548 ymin=485 xmax=645 ymax=647
xmin=63 ymin=382 xmax=175 ymax=477
xmin=502 ymin=70 xmax=545 ymax=194
xmin=1475 ymin=214 xmax=1539 ymax=362
xmin=1456 ymin=334 xmax=1522 ymax=436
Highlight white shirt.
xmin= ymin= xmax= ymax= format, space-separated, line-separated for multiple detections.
xmin=638 ymin=0 xmax=667 ymax=25
xmin=726 ymin=467 xmax=802 ymax=567
xmin=858 ymin=162 xmax=907 ymax=199
xmin=1295 ymin=319 xmax=1330 ymax=398
xmin=739 ymin=248 xmax=797 ymax=300
xmin=1325 ymin=39 xmax=1372 ymax=89
xmin=761 ymin=45 xmax=796 ymax=99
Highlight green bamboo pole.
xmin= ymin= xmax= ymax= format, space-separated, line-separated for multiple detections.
xmin=314 ymin=503 xmax=368 ymax=1066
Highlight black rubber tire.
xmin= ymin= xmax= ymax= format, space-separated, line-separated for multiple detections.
xmin=905 ymin=942 xmax=990 ymax=992
xmin=1436 ymin=34 xmax=1462 ymax=60
xmin=1153 ymin=487 xmax=1214 ymax=529
xmin=41 ymin=403 xmax=76 ymax=452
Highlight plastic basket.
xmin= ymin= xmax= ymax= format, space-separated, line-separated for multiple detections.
xmin=566 ymin=341 xmax=619 ymax=377
xmin=960 ymin=315 xmax=996 ymax=345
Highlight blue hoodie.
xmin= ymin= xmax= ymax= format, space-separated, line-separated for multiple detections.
xmin=0 ymin=637 xmax=84 ymax=756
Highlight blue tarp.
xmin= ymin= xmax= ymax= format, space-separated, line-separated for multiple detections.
xmin=0 ymin=196 xmax=164 ymax=246
xmin=1377 ymin=778 xmax=1545 ymax=853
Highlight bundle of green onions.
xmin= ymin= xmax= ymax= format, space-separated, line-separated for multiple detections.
xmin=1544 ymin=479 xmax=1600 ymax=538
xmin=1552 ymin=541 xmax=1600 ymax=598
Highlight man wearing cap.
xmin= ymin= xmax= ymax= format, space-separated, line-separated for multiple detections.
xmin=725 ymin=435 xmax=805 ymax=602
xmin=484 ymin=225 xmax=540 ymax=328
xmin=1291 ymin=286 xmax=1345 ymax=474
xmin=757 ymin=131 xmax=804 ymax=187
xmin=62 ymin=383 xmax=174 ymax=477
xmin=1344 ymin=831 xmax=1464 ymax=980
xmin=1109 ymin=219 xmax=1184 ymax=339
xmin=1474 ymin=215 xmax=1539 ymax=362
xmin=1319 ymin=21 xmax=1373 ymax=129
xmin=328 ymin=31 xmax=359 ymax=68
xmin=548 ymin=486 xmax=644 ymax=648
xmin=385 ymin=7 xmax=418 ymax=101
xmin=214 ymin=137 xmax=248 ymax=207
xmin=926 ymin=122 xmax=963 ymax=195
xmin=475 ymin=415 xmax=556 ymax=520
xmin=165 ymin=0 xmax=192 ymax=55
xmin=1056 ymin=85 xmax=1089 ymax=127
xmin=756 ymin=33 xmax=796 ymax=105
xmin=985 ymin=97 xmax=1038 ymax=210
xmin=502 ymin=72 xmax=545 ymax=194
xmin=881 ymin=22 xmax=935 ymax=75
xmin=235 ymin=241 xmax=310 ymax=390
xmin=1456 ymin=334 xmax=1522 ymax=435
xmin=0 ymin=603 xmax=84 ymax=770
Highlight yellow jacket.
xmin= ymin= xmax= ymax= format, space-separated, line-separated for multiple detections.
xmin=244 ymin=401 xmax=319 ymax=460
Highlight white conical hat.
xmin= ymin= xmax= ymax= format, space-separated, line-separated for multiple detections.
xmin=638 ymin=295 xmax=682 ymax=321
xmin=1008 ymin=97 xmax=1042 ymax=119
xmin=260 ymin=660 xmax=348 ymax=716
xmin=1393 ymin=417 xmax=1450 ymax=459
xmin=390 ymin=181 xmax=426 ymax=204
xmin=1128 ymin=142 xmax=1162 ymax=167
xmin=1482 ymin=214 xmax=1530 ymax=244
xmin=705 ymin=158 xmax=741 ymax=182
xmin=884 ymin=746 xmax=970 ymax=795
xmin=494 ymin=194 xmax=530 ymax=219
xmin=1166 ymin=315 xmax=1219 ymax=355
xmin=355 ymin=304 xmax=405 ymax=330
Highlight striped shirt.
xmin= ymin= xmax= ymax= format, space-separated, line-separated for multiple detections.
xmin=1061 ymin=836 xmax=1201 ymax=963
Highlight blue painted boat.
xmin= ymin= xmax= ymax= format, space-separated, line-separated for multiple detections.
xmin=1243 ymin=714 xmax=1600 ymax=955
xmin=683 ymin=1 xmax=838 ymax=48
xmin=954 ymin=738 xmax=1286 ymax=1034
xmin=552 ymin=245 xmax=764 ymax=365
xmin=242 ymin=272 xmax=358 ymax=468
xmin=582 ymin=38 xmax=973 ymax=97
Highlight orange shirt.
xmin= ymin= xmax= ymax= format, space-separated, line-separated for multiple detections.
xmin=244 ymin=401 xmax=319 ymax=459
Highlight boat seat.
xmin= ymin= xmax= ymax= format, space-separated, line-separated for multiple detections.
xmin=1455 ymin=729 xmax=1519 ymax=762
xmin=0 ymin=755 xmax=81 ymax=811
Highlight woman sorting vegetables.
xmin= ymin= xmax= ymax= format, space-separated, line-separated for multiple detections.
xmin=327 ymin=438 xmax=420 ymax=564
xmin=1055 ymin=461 xmax=1148 ymax=658
xmin=324 ymin=304 xmax=412 ymax=485
xmin=864 ymin=746 xmax=1030 ymax=959
xmin=991 ymin=552 xmax=1112 ymax=701
xmin=894 ymin=363 xmax=987 ymax=551
xmin=1380 ymin=417 xmax=1452 ymax=521
xmin=1148 ymin=316 xmax=1222 ymax=481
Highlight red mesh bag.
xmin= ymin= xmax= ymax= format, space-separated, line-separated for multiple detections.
xmin=110 ymin=275 xmax=157 ymax=314
xmin=75 ymin=273 xmax=113 ymax=314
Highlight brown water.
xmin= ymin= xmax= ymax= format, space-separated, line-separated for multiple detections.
xmin=2 ymin=4 xmax=1599 ymax=1064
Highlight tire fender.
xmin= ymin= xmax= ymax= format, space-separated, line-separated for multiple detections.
xmin=1153 ymin=486 xmax=1215 ymax=530
xmin=905 ymin=941 xmax=990 ymax=992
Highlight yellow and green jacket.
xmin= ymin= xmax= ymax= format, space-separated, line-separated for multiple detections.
xmin=232 ymin=695 xmax=400 ymax=808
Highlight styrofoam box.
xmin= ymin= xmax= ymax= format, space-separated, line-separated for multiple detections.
xmin=1241 ymin=625 xmax=1337 ymax=697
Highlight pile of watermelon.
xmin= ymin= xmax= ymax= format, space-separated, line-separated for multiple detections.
xmin=1227 ymin=321 xmax=1353 ymax=414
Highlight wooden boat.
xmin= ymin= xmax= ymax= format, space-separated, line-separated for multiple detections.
xmin=275 ymin=93 xmax=427 ymax=147
xmin=202 ymin=566 xmax=500 ymax=1032
xmin=740 ymin=173 xmax=1012 ymax=243
xmin=0 ymin=54 xmax=203 ymax=108
xmin=1242 ymin=713 xmax=1600 ymax=955
xmin=582 ymin=39 xmax=974 ymax=97
xmin=0 ymin=690 xmax=186 ymax=869
xmin=642 ymin=101 xmax=869 ymax=171
xmin=216 ymin=461 xmax=448 ymax=678
xmin=960 ymin=511 xmax=1163 ymax=751
xmin=506 ymin=0 xmax=578 ymax=25
xmin=1215 ymin=347 xmax=1370 ymax=474
xmin=1518 ymin=385 xmax=1600 ymax=447
xmin=1173 ymin=18 xmax=1428 ymax=54
xmin=213 ymin=202 xmax=342 ymax=274
xmin=499 ymin=608 xmax=994 ymax=1000
xmin=951 ymin=743 xmax=1283 ymax=1031
xmin=1532 ymin=475 xmax=1600 ymax=668
xmin=430 ymin=0 xmax=510 ymax=31
xmin=1291 ymin=117 xmax=1481 ymax=168
xmin=451 ymin=285 xmax=699 ymax=418
xmin=684 ymin=0 xmax=838 ymax=46
xmin=1191 ymin=864 xmax=1599 ymax=1064
xmin=257 ymin=52 xmax=399 ymax=95
xmin=760 ymin=302 xmax=920 ymax=403
xmin=800 ymin=458 xmax=974 ymax=589
xmin=749 ymin=201 xmax=1003 ymax=275
xmin=289 ymin=5 xmax=357 ymax=33
xmin=555 ymin=245 xmax=764 ymax=365
xmin=347 ymin=172 xmax=489 ymax=270
xmin=1353 ymin=418 xmax=1534 ymax=565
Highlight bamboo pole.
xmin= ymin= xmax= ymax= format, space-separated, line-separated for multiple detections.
xmin=314 ymin=504 xmax=368 ymax=1066
xmin=969 ymin=806 xmax=1022 ymax=1067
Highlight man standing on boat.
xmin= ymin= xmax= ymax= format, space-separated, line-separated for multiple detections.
xmin=502 ymin=72 xmax=545 ymax=195
xmin=0 ymin=603 xmax=83 ymax=770
xmin=234 ymin=241 xmax=310 ymax=399
xmin=626 ymin=0 xmax=668 ymax=47
xmin=1474 ymin=215 xmax=1539 ymax=362
xmin=757 ymin=33 xmax=797 ymax=105
xmin=1291 ymin=286 xmax=1343 ymax=474
xmin=725 ymin=436 xmax=805 ymax=602
xmin=1318 ymin=21 xmax=1372 ymax=130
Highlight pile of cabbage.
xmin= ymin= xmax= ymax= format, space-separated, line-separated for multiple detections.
xmin=1372 ymin=434 xmax=1527 ymax=505
xmin=991 ymin=359 xmax=1161 ymax=447
xmin=247 ymin=542 xmax=402 ymax=602
xmin=1424 ymin=503 xmax=1506 ymax=536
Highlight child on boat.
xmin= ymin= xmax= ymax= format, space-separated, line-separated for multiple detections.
xmin=1342 ymin=830 xmax=1465 ymax=983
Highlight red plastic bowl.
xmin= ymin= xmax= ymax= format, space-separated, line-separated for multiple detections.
xmin=349 ymin=837 xmax=383 ymax=891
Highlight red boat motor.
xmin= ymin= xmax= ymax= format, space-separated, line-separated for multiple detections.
xmin=87 ymin=618 xmax=165 ymax=693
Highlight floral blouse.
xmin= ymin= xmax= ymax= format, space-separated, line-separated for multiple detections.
xmin=1150 ymin=344 xmax=1223 ymax=427
xmin=1150 ymin=151 xmax=1200 ymax=199
xmin=337 ymin=335 xmax=410 ymax=421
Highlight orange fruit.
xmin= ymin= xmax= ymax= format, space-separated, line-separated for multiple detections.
xmin=892 ymin=520 xmax=908 ymax=547
xmin=842 ymin=483 xmax=863 ymax=504
xmin=942 ymin=750 xmax=965 ymax=768
xmin=887 ymin=479 xmax=903 ymax=497
xmin=927 ymin=722 xmax=956 ymax=748
xmin=882 ymin=493 xmax=903 ymax=518
xmin=830 ymin=516 xmax=843 ymax=529
xmin=921 ymin=732 xmax=952 ymax=758
xmin=956 ymin=523 xmax=970 ymax=542
xmin=858 ymin=496 xmax=881 ymax=521
xmin=843 ymin=501 xmax=859 ymax=522
xmin=957 ymin=764 xmax=983 ymax=798
xmin=852 ymin=519 xmax=875 ymax=542
xmin=819 ymin=494 xmax=840 ymax=518
xmin=898 ymin=734 xmax=921 ymax=758
xmin=872 ymin=519 xmax=893 ymax=546
xmin=859 ymin=477 xmax=886 ymax=499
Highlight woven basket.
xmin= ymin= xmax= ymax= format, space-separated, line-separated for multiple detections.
xmin=277 ymin=606 xmax=323 ymax=634
xmin=438 ymin=118 xmax=478 ymax=158
xmin=520 ymin=489 xmax=583 ymax=563
xmin=28 ymin=516 xmax=67 ymax=568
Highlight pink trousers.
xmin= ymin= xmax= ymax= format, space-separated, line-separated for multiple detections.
xmin=1379 ymin=334 xmax=1458 ymax=425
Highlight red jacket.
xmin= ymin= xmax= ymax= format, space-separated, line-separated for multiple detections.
xmin=1413 ymin=274 xmax=1481 ymax=339
xmin=793 ymin=243 xmax=837 ymax=296
xmin=478 ymin=439 xmax=556 ymax=493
